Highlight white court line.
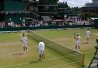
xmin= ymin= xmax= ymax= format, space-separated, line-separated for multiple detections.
xmin=28 ymin=46 xmax=36 ymax=49
xmin=44 ymin=57 xmax=64 ymax=61
xmin=0 ymin=63 xmax=28 ymax=68
xmin=11 ymin=46 xmax=36 ymax=54
xmin=0 ymin=57 xmax=64 ymax=68
xmin=47 ymin=51 xmax=96 ymax=68
xmin=85 ymin=51 xmax=95 ymax=54
xmin=9 ymin=46 xmax=94 ymax=68
xmin=48 ymin=58 xmax=92 ymax=68
xmin=48 ymin=62 xmax=78 ymax=68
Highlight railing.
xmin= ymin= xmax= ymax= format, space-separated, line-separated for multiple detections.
xmin=0 ymin=25 xmax=93 ymax=31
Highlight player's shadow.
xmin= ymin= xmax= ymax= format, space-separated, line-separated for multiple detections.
xmin=29 ymin=59 xmax=40 ymax=64
xmin=81 ymin=42 xmax=88 ymax=44
xmin=12 ymin=52 xmax=25 ymax=55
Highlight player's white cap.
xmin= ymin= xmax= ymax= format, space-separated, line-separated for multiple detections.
xmin=77 ymin=33 xmax=80 ymax=35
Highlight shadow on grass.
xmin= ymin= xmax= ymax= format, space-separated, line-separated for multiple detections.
xmin=81 ymin=42 xmax=88 ymax=44
xmin=12 ymin=52 xmax=25 ymax=55
xmin=29 ymin=59 xmax=41 ymax=64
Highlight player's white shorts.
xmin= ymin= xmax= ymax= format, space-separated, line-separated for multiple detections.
xmin=39 ymin=49 xmax=45 ymax=55
xmin=76 ymin=42 xmax=80 ymax=46
xmin=86 ymin=36 xmax=90 ymax=39
xmin=22 ymin=43 xmax=27 ymax=47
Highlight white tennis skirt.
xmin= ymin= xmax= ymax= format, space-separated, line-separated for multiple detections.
xmin=39 ymin=49 xmax=45 ymax=54
xmin=22 ymin=43 xmax=27 ymax=47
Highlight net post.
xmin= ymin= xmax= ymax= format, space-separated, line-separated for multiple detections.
xmin=81 ymin=53 xmax=85 ymax=67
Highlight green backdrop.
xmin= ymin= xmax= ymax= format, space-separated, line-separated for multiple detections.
xmin=94 ymin=19 xmax=98 ymax=29
xmin=4 ymin=0 xmax=27 ymax=23
xmin=4 ymin=0 xmax=26 ymax=11
xmin=4 ymin=14 xmax=26 ymax=23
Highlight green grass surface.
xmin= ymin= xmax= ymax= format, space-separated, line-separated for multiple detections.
xmin=0 ymin=32 xmax=80 ymax=68
xmin=35 ymin=29 xmax=98 ymax=67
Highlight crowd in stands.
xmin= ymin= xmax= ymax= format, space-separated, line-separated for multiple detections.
xmin=0 ymin=21 xmax=20 ymax=28
xmin=65 ymin=16 xmax=94 ymax=26
xmin=0 ymin=21 xmax=47 ymax=28
xmin=0 ymin=18 xmax=94 ymax=28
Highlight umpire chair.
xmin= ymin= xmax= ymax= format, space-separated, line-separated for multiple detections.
xmin=88 ymin=39 xmax=98 ymax=68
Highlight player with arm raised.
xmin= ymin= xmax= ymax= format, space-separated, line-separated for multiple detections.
xmin=74 ymin=33 xmax=81 ymax=51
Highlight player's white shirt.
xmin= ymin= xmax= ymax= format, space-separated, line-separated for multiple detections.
xmin=38 ymin=42 xmax=45 ymax=50
xmin=86 ymin=31 xmax=90 ymax=37
xmin=76 ymin=36 xmax=81 ymax=44
xmin=21 ymin=36 xmax=27 ymax=44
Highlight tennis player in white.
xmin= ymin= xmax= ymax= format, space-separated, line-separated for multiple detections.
xmin=86 ymin=29 xmax=91 ymax=44
xmin=21 ymin=33 xmax=28 ymax=53
xmin=38 ymin=41 xmax=45 ymax=61
xmin=74 ymin=33 xmax=81 ymax=51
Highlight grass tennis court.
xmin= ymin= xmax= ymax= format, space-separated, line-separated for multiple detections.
xmin=0 ymin=29 xmax=98 ymax=68
xmin=0 ymin=32 xmax=81 ymax=68
xmin=34 ymin=28 xmax=98 ymax=67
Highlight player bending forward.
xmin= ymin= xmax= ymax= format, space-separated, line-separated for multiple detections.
xmin=38 ymin=40 xmax=45 ymax=61
xmin=74 ymin=33 xmax=81 ymax=51
xmin=21 ymin=33 xmax=28 ymax=53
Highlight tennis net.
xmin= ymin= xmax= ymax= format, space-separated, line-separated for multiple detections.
xmin=28 ymin=31 xmax=85 ymax=67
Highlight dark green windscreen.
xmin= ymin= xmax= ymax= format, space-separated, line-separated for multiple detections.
xmin=94 ymin=19 xmax=98 ymax=29
xmin=4 ymin=14 xmax=26 ymax=23
xmin=4 ymin=0 xmax=26 ymax=11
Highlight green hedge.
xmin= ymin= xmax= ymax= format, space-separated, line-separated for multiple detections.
xmin=0 ymin=25 xmax=93 ymax=31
